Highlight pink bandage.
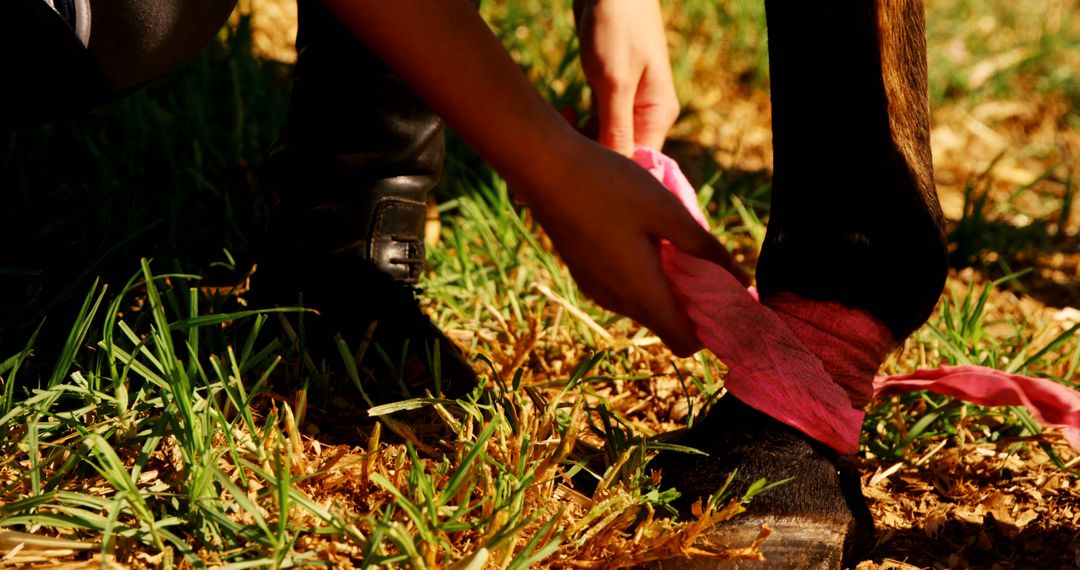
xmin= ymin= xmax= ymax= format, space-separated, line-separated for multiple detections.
xmin=635 ymin=148 xmax=1080 ymax=454
xmin=874 ymin=366 xmax=1080 ymax=450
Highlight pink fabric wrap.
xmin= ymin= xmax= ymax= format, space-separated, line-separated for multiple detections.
xmin=873 ymin=366 xmax=1080 ymax=450
xmin=634 ymin=148 xmax=1080 ymax=454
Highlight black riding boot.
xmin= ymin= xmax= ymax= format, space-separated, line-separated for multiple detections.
xmin=259 ymin=0 xmax=476 ymax=403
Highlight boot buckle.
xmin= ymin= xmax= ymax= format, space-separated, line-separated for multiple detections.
xmin=367 ymin=197 xmax=427 ymax=284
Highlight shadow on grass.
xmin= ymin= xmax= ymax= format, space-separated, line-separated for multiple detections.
xmin=950 ymin=215 xmax=1080 ymax=310
xmin=1 ymin=17 xmax=292 ymax=358
xmin=867 ymin=518 xmax=1080 ymax=569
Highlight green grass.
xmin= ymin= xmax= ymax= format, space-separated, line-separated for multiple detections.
xmin=925 ymin=0 xmax=1080 ymax=106
xmin=0 ymin=257 xmax=751 ymax=567
xmin=2 ymin=0 xmax=1079 ymax=567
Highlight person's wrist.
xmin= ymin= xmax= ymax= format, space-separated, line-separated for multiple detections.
xmin=498 ymin=112 xmax=588 ymax=205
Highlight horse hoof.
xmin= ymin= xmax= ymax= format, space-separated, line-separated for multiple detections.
xmin=645 ymin=396 xmax=873 ymax=569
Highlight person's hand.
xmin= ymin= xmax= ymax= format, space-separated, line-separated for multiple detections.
xmin=516 ymin=138 xmax=747 ymax=356
xmin=575 ymin=0 xmax=679 ymax=155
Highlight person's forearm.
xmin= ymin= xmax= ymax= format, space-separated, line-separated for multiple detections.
xmin=322 ymin=0 xmax=744 ymax=354
xmin=322 ymin=0 xmax=580 ymax=198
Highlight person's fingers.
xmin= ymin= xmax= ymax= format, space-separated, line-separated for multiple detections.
xmin=622 ymin=245 xmax=703 ymax=356
xmin=633 ymin=67 xmax=679 ymax=151
xmin=595 ymin=80 xmax=637 ymax=156
xmin=633 ymin=110 xmax=670 ymax=152
xmin=636 ymin=301 xmax=702 ymax=357
xmin=654 ymin=197 xmax=752 ymax=286
xmin=569 ymin=233 xmax=702 ymax=357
